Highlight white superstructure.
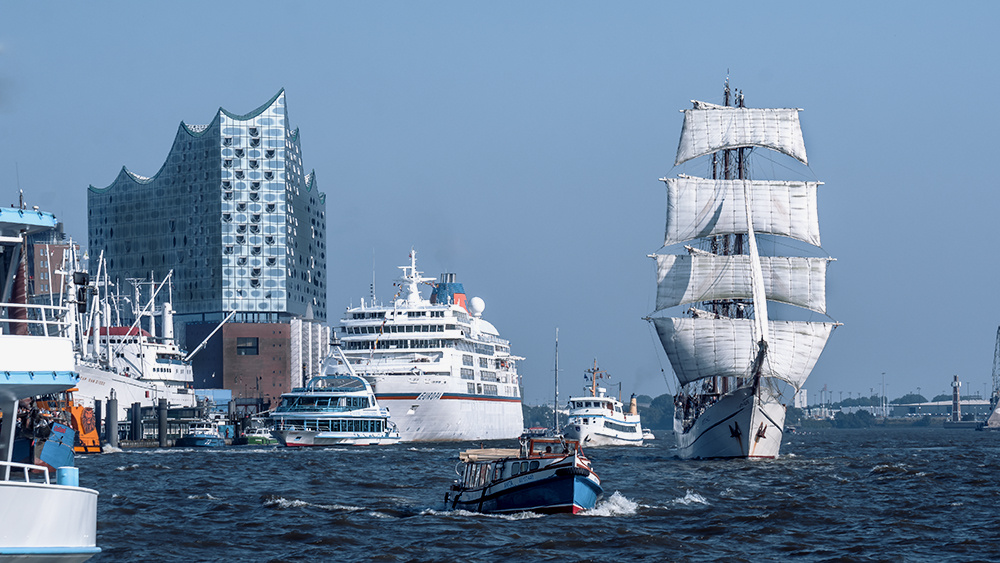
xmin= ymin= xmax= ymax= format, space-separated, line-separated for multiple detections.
xmin=331 ymin=250 xmax=523 ymax=442
xmin=650 ymin=82 xmax=838 ymax=459
xmin=563 ymin=361 xmax=644 ymax=446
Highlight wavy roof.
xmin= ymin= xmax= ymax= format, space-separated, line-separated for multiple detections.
xmin=89 ymin=89 xmax=289 ymax=193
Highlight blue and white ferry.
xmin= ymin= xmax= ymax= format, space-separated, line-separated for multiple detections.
xmin=562 ymin=361 xmax=645 ymax=447
xmin=445 ymin=436 xmax=603 ymax=514
xmin=0 ymin=205 xmax=100 ymax=561
xmin=272 ymin=346 xmax=400 ymax=447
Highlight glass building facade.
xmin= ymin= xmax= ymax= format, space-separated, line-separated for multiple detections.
xmin=87 ymin=90 xmax=327 ymax=331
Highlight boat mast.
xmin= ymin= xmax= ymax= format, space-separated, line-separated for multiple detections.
xmin=707 ymin=79 xmax=751 ymax=320
xmin=702 ymin=79 xmax=755 ymax=395
xmin=553 ymin=327 xmax=559 ymax=431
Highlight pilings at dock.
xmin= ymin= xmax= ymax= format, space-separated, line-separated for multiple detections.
xmin=130 ymin=403 xmax=142 ymax=441
xmin=158 ymin=399 xmax=168 ymax=448
xmin=106 ymin=393 xmax=119 ymax=449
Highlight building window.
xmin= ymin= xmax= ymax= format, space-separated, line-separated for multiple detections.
xmin=236 ymin=337 xmax=259 ymax=356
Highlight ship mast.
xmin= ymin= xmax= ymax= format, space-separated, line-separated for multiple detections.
xmin=706 ymin=79 xmax=751 ymax=320
xmin=702 ymin=79 xmax=757 ymax=395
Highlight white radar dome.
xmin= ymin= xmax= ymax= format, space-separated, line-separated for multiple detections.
xmin=468 ymin=296 xmax=486 ymax=317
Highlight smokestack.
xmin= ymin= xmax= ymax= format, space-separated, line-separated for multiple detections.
xmin=951 ymin=375 xmax=961 ymax=423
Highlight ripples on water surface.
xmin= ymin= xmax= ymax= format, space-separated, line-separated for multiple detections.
xmin=80 ymin=427 xmax=1000 ymax=562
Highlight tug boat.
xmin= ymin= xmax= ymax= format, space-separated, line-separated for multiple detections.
xmin=445 ymin=436 xmax=603 ymax=514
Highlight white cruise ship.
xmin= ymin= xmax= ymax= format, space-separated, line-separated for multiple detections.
xmin=330 ymin=250 xmax=523 ymax=442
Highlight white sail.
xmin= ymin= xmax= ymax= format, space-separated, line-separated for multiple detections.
xmin=652 ymin=317 xmax=834 ymax=390
xmin=675 ymin=103 xmax=807 ymax=165
xmin=655 ymin=255 xmax=830 ymax=314
xmin=743 ymin=180 xmax=769 ymax=345
xmin=661 ymin=176 xmax=822 ymax=247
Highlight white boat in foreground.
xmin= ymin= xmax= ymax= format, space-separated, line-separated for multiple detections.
xmin=562 ymin=361 xmax=644 ymax=446
xmin=649 ymin=81 xmax=838 ymax=459
xmin=272 ymin=346 xmax=400 ymax=446
xmin=0 ymin=205 xmax=99 ymax=561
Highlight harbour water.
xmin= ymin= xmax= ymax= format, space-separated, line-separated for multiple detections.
xmin=81 ymin=427 xmax=1000 ymax=562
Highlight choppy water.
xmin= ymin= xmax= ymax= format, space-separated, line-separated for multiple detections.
xmin=79 ymin=427 xmax=1000 ymax=562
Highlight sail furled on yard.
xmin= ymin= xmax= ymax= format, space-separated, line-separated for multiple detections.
xmin=674 ymin=101 xmax=808 ymax=166
xmin=661 ymin=176 xmax=822 ymax=248
xmin=652 ymin=317 xmax=834 ymax=390
xmin=655 ymin=254 xmax=831 ymax=314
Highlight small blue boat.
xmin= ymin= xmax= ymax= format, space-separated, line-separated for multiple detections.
xmin=175 ymin=423 xmax=226 ymax=447
xmin=445 ymin=437 xmax=603 ymax=514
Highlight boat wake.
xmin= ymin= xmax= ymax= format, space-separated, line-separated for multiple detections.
xmin=262 ymin=495 xmax=366 ymax=512
xmin=583 ymin=491 xmax=638 ymax=517
xmin=425 ymin=507 xmax=545 ymax=521
xmin=671 ymin=490 xmax=710 ymax=506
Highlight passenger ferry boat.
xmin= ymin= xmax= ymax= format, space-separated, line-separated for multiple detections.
xmin=332 ymin=250 xmax=523 ymax=442
xmin=445 ymin=436 xmax=603 ymax=514
xmin=0 ymin=204 xmax=100 ymax=561
xmin=272 ymin=347 xmax=400 ymax=446
xmin=562 ymin=361 xmax=644 ymax=446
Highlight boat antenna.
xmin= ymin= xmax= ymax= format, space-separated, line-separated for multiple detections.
xmin=553 ymin=327 xmax=559 ymax=432
xmin=370 ymin=248 xmax=376 ymax=303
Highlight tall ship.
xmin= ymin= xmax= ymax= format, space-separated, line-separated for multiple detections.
xmin=331 ymin=250 xmax=523 ymax=442
xmin=649 ymin=81 xmax=838 ymax=459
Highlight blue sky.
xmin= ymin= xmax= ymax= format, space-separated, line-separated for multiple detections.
xmin=2 ymin=2 xmax=999 ymax=405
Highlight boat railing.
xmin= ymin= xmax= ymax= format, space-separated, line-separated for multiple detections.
xmin=0 ymin=302 xmax=72 ymax=337
xmin=0 ymin=460 xmax=51 ymax=484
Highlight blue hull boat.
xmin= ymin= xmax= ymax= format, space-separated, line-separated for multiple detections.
xmin=175 ymin=423 xmax=226 ymax=447
xmin=446 ymin=437 xmax=603 ymax=514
